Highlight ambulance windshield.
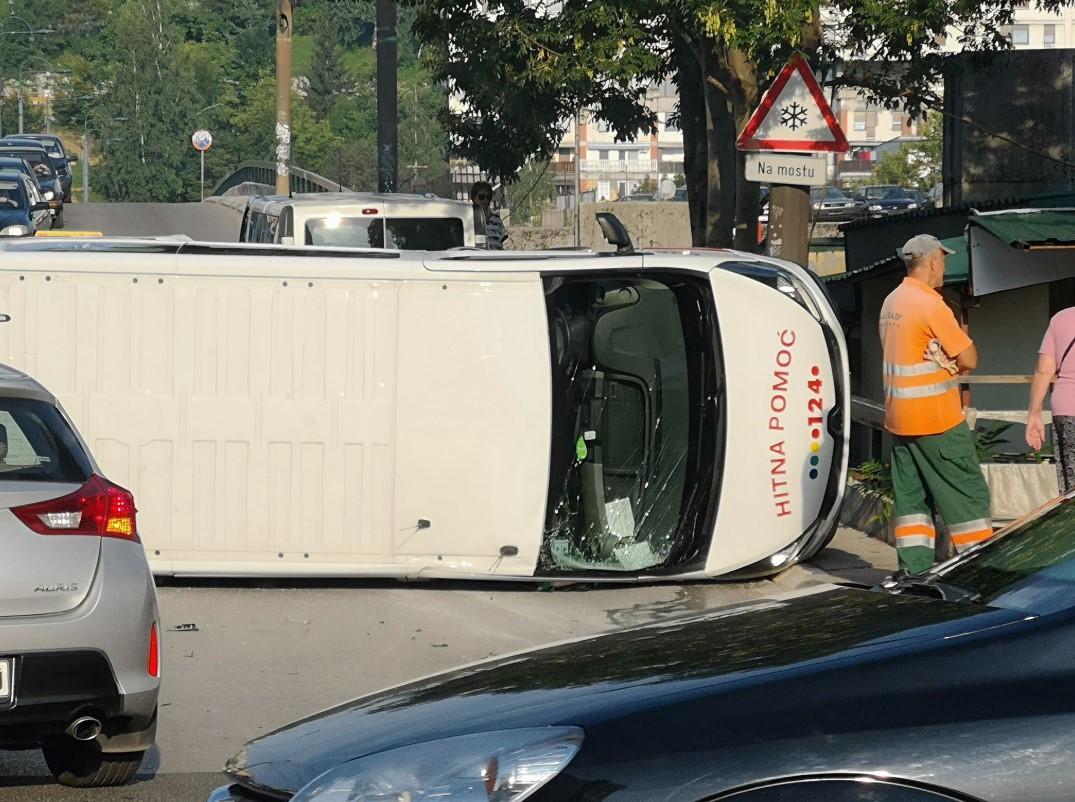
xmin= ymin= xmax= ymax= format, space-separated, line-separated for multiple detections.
xmin=541 ymin=273 xmax=723 ymax=573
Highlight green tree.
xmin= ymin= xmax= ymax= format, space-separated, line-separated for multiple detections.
xmin=307 ymin=11 xmax=349 ymax=120
xmin=871 ymin=112 xmax=942 ymax=192
xmin=508 ymin=160 xmax=557 ymax=226
xmin=406 ymin=0 xmax=1071 ymax=248
xmin=96 ymin=0 xmax=206 ymax=202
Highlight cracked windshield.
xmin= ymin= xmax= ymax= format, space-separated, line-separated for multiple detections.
xmin=542 ymin=274 xmax=721 ymax=573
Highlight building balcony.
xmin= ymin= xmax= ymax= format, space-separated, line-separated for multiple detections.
xmin=580 ymin=158 xmax=659 ymax=174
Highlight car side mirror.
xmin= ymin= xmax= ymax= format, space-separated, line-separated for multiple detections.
xmin=67 ymin=156 xmax=79 ymax=164
xmin=32 ymin=201 xmax=50 ymax=212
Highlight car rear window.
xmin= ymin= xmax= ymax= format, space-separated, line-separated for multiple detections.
xmin=0 ymin=180 xmax=26 ymax=209
xmin=0 ymin=399 xmax=92 ymax=483
xmin=305 ymin=217 xmax=465 ymax=249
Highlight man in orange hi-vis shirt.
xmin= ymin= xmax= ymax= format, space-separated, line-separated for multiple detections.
xmin=879 ymin=234 xmax=992 ymax=574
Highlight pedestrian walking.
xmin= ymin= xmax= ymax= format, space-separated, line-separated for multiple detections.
xmin=880 ymin=234 xmax=992 ymax=574
xmin=470 ymin=181 xmax=507 ymax=249
xmin=1026 ymin=306 xmax=1075 ymax=493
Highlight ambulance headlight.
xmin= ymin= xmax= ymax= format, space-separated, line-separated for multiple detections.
xmin=289 ymin=728 xmax=583 ymax=802
xmin=0 ymin=225 xmax=29 ymax=237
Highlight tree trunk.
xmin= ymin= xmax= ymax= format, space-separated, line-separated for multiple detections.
xmin=673 ymin=35 xmax=708 ymax=246
xmin=724 ymin=48 xmax=762 ymax=253
xmin=700 ymin=56 xmax=736 ymax=248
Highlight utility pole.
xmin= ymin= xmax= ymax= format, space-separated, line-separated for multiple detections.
xmin=17 ymin=93 xmax=23 ymax=134
xmin=376 ymin=0 xmax=398 ymax=193
xmin=573 ymin=109 xmax=581 ymax=247
xmin=274 ymin=0 xmax=294 ymax=195
xmin=82 ymin=133 xmax=89 ymax=203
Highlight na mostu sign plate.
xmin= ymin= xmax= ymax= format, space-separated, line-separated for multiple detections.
xmin=744 ymin=152 xmax=826 ymax=187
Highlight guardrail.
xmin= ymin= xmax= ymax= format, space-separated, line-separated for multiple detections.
xmin=851 ymin=374 xmax=1054 ymax=431
xmin=209 ymin=161 xmax=350 ymax=197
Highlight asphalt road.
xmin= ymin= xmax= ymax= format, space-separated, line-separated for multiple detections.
xmin=0 ymin=576 xmax=785 ymax=801
xmin=61 ymin=201 xmax=242 ymax=241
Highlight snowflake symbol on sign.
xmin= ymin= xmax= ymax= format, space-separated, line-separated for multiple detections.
xmin=780 ymin=102 xmax=808 ymax=131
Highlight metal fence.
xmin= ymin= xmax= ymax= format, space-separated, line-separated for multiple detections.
xmin=209 ymin=162 xmax=350 ymax=197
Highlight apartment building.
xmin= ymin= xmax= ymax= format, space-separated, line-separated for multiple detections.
xmin=550 ymin=80 xmax=684 ymax=203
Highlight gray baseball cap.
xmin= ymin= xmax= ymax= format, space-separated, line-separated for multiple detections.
xmin=900 ymin=233 xmax=955 ymax=261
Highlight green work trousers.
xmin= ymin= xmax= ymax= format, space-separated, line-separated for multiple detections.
xmin=890 ymin=422 xmax=992 ymax=574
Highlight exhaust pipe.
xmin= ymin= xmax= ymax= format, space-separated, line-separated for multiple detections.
xmin=65 ymin=716 xmax=102 ymax=742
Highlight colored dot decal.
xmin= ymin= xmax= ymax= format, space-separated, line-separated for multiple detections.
xmin=809 ymin=469 xmax=818 ymax=480
xmin=811 ymin=442 xmax=821 ymax=453
xmin=811 ymin=429 xmax=821 ymax=439
xmin=810 ymin=455 xmax=819 ymax=466
xmin=811 ymin=366 xmax=820 ymax=376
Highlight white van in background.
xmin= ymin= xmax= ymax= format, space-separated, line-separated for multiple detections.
xmin=239 ymin=193 xmax=477 ymax=249
xmin=0 ymin=237 xmax=848 ymax=582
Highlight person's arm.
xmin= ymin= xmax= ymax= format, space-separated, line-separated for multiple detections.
xmin=1027 ymin=352 xmax=1057 ymax=450
xmin=954 ymin=343 xmax=978 ymax=372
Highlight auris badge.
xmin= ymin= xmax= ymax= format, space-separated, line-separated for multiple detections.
xmin=34 ymin=583 xmax=79 ymax=593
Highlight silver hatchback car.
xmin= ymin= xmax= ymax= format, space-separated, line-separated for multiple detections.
xmin=0 ymin=365 xmax=159 ymax=786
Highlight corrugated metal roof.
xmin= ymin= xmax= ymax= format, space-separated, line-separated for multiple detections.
xmin=969 ymin=208 xmax=1075 ymax=248
xmin=826 ymin=234 xmax=966 ymax=284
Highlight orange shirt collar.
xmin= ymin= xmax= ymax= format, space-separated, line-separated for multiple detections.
xmin=902 ymin=276 xmax=938 ymax=294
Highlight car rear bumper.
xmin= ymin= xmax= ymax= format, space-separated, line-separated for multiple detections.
xmin=0 ymin=540 xmax=159 ymax=750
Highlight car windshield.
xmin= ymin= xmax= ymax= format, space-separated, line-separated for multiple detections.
xmin=812 ymin=188 xmax=849 ymax=201
xmin=864 ymin=186 xmax=897 ymax=199
xmin=0 ymin=398 xmax=92 ymax=483
xmin=305 ymin=216 xmax=464 ymax=249
xmin=0 ymin=151 xmax=53 ymax=178
xmin=541 ymin=273 xmax=722 ymax=573
xmin=883 ymin=188 xmax=912 ymax=200
xmin=935 ymin=497 xmax=1075 ymax=614
xmin=0 ymin=180 xmax=26 ymax=209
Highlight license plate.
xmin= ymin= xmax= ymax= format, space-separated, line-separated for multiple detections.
xmin=0 ymin=658 xmax=12 ymax=705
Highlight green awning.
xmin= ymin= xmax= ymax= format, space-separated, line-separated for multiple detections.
xmin=940 ymin=234 xmax=967 ymax=285
xmin=969 ymin=209 xmax=1075 ymax=249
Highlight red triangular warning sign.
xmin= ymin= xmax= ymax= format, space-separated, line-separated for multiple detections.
xmin=737 ymin=54 xmax=849 ymax=153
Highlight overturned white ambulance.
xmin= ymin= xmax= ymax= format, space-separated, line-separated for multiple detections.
xmin=0 ymin=237 xmax=848 ymax=580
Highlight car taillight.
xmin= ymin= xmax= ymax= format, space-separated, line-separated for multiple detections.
xmin=148 ymin=622 xmax=160 ymax=678
xmin=11 ymin=475 xmax=139 ymax=542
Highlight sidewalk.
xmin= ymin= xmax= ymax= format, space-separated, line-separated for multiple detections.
xmin=776 ymin=526 xmax=898 ymax=589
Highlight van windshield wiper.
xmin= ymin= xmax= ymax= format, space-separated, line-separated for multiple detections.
xmin=880 ymin=573 xmax=983 ymax=604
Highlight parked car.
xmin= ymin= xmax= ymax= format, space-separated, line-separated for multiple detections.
xmin=672 ymin=185 xmax=687 ymax=201
xmin=0 ymin=143 xmax=64 ymax=227
xmin=0 ymin=364 xmax=159 ymax=786
xmin=0 ymin=172 xmax=52 ymax=236
xmin=856 ymin=184 xmax=901 ymax=203
xmin=0 ymin=156 xmax=43 ymax=192
xmin=616 ymin=192 xmax=656 ymax=202
xmin=211 ymin=492 xmax=1075 ymax=802
xmin=866 ymin=187 xmax=921 ymax=217
xmin=810 ymin=186 xmax=865 ymax=222
xmin=5 ymin=134 xmax=77 ymax=202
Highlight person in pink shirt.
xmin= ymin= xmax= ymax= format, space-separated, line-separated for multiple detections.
xmin=1027 ymin=307 xmax=1075 ymax=492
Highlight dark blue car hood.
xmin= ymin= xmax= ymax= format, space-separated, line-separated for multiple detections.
xmin=227 ymin=585 xmax=1030 ymax=795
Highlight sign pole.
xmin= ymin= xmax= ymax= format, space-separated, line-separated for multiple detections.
xmin=766 ymin=185 xmax=812 ymax=267
xmin=200 ymin=149 xmax=205 ymax=202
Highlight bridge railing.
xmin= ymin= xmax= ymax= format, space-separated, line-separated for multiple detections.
xmin=209 ymin=162 xmax=351 ymax=197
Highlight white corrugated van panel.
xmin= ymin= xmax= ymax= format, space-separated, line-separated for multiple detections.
xmin=0 ymin=269 xmax=400 ymax=571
